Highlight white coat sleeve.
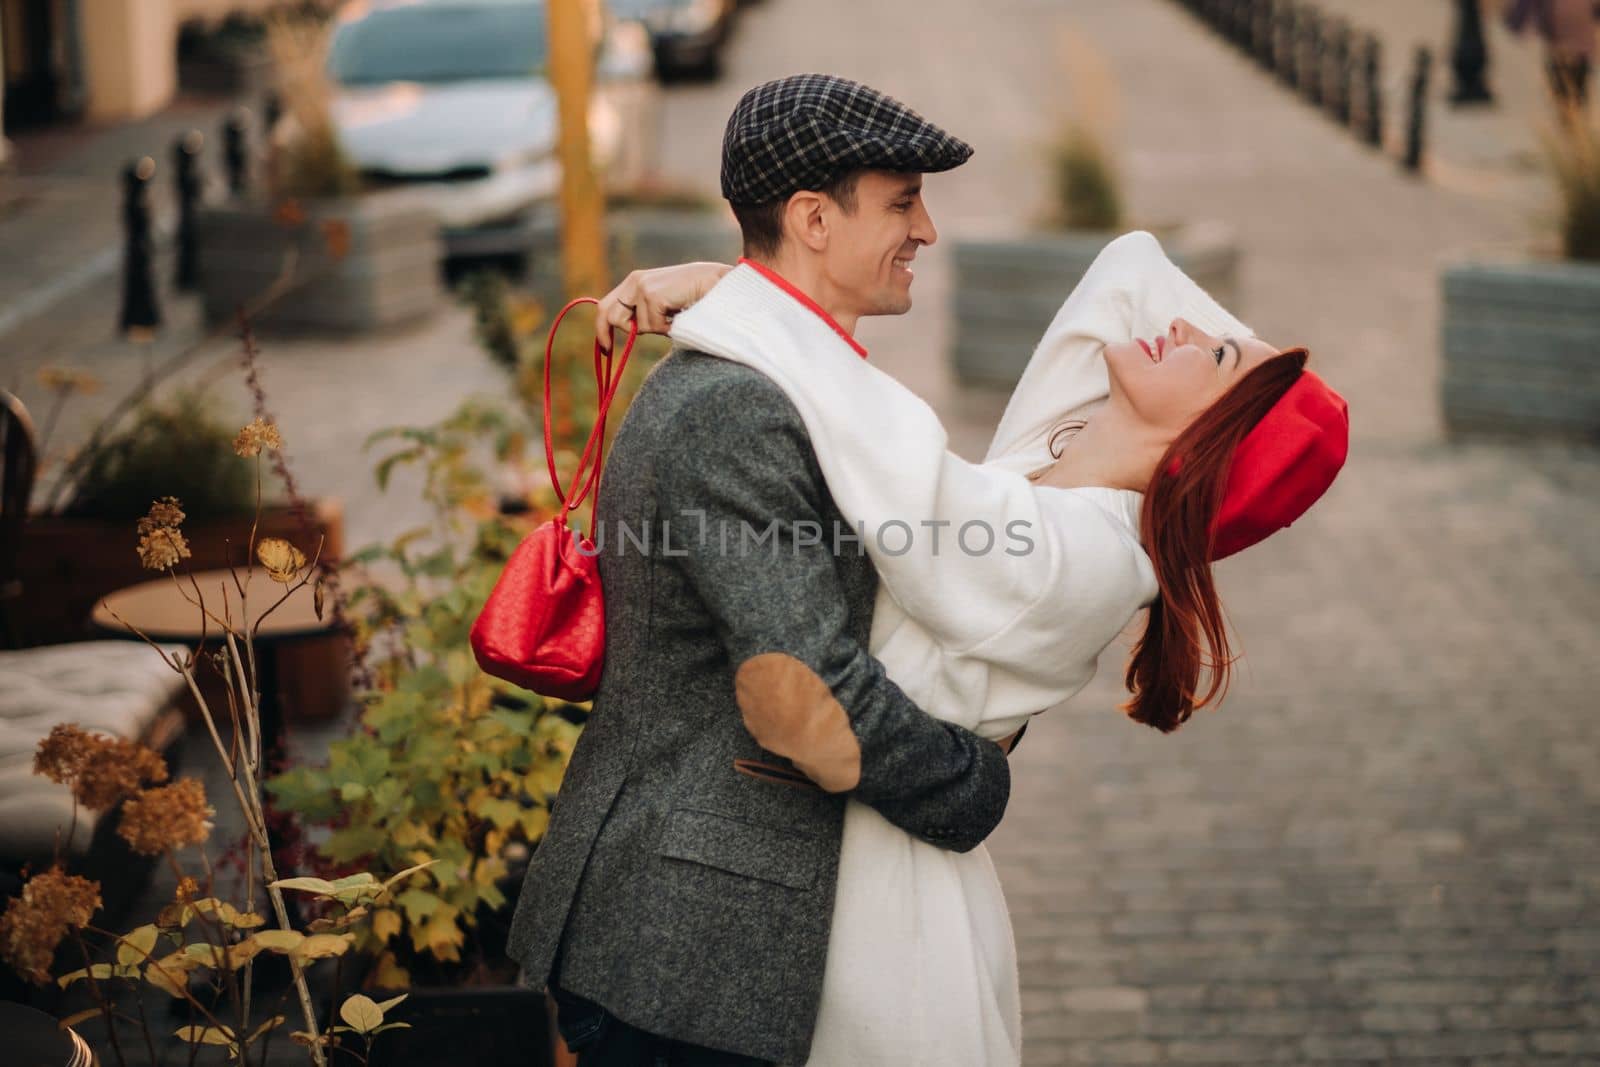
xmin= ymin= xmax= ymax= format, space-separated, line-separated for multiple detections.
xmin=984 ymin=230 xmax=1253 ymax=467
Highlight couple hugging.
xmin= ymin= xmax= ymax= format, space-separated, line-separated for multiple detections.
xmin=505 ymin=74 xmax=1349 ymax=1066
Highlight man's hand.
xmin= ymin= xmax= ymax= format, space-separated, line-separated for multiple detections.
xmin=596 ymin=262 xmax=734 ymax=353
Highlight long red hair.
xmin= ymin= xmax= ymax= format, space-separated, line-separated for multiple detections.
xmin=1126 ymin=348 xmax=1309 ymax=732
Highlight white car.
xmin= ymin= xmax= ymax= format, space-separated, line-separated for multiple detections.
xmin=328 ymin=0 xmax=649 ymax=258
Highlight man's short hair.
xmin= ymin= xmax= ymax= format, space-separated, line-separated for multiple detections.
xmin=731 ymin=169 xmax=864 ymax=259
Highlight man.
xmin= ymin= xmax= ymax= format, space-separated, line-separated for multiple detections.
xmin=505 ymin=74 xmax=1016 ymax=1066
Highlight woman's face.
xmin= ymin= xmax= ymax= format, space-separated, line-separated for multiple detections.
xmin=1104 ymin=317 xmax=1282 ymax=436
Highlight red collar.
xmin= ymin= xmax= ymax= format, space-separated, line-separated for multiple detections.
xmin=739 ymin=257 xmax=870 ymax=361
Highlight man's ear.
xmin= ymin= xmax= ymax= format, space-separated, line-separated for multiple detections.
xmin=782 ymin=191 xmax=829 ymax=253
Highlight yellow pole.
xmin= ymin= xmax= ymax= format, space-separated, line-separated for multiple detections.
xmin=545 ymin=0 xmax=609 ymax=300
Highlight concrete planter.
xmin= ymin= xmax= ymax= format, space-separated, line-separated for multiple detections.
xmin=1442 ymin=258 xmax=1600 ymax=440
xmin=196 ymin=192 xmax=443 ymax=334
xmin=525 ymin=207 xmax=741 ymax=305
xmin=950 ymin=222 xmax=1240 ymax=388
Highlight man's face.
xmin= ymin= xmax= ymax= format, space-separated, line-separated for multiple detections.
xmin=818 ymin=170 xmax=938 ymax=320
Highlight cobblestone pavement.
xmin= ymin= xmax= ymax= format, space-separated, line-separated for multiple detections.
xmin=4 ymin=0 xmax=1598 ymax=1063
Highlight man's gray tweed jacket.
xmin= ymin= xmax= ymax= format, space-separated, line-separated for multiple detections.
xmin=505 ymin=347 xmax=1013 ymax=1065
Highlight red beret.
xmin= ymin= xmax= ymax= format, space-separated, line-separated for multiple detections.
xmin=1211 ymin=369 xmax=1349 ymax=560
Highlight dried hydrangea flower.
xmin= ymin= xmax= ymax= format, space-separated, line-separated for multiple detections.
xmin=257 ymin=537 xmax=307 ymax=584
xmin=0 ymin=867 xmax=102 ymax=985
xmin=175 ymin=876 xmax=200 ymax=903
xmin=233 ymin=417 xmax=284 ymax=458
xmin=33 ymin=724 xmax=169 ymax=812
xmin=137 ymin=496 xmax=187 ymax=534
xmin=137 ymin=526 xmax=192 ymax=572
xmin=134 ymin=497 xmax=191 ymax=571
xmin=117 ymin=778 xmax=214 ymax=856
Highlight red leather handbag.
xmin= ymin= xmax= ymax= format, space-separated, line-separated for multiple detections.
xmin=469 ymin=297 xmax=638 ymax=701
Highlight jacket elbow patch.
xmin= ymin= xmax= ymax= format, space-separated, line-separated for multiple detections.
xmin=733 ymin=653 xmax=861 ymax=793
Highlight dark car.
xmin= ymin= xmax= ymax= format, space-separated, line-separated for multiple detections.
xmin=609 ymin=0 xmax=737 ymax=81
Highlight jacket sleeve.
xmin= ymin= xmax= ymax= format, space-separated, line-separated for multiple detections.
xmin=655 ymin=372 xmax=1012 ymax=853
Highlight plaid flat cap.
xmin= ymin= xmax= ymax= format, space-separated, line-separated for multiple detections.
xmin=721 ymin=74 xmax=974 ymax=206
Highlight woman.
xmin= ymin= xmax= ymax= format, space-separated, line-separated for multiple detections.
xmin=597 ymin=232 xmax=1347 ymax=1065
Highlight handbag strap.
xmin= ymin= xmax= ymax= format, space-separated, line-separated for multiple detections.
xmin=544 ymin=296 xmax=639 ymax=538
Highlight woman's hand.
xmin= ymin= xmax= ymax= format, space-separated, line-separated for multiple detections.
xmin=595 ymin=261 xmax=734 ymax=352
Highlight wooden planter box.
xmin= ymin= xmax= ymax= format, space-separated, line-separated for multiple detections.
xmin=1442 ymin=258 xmax=1600 ymax=440
xmin=950 ymin=222 xmax=1241 ymax=388
xmin=361 ymin=985 xmax=558 ymax=1067
xmin=526 ymin=207 xmax=741 ymax=307
xmin=14 ymin=499 xmax=348 ymax=723
xmin=197 ymin=193 xmax=444 ymax=334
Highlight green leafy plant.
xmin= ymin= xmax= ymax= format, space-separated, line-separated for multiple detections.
xmin=266 ymin=279 xmax=666 ymax=989
xmin=1 ymin=419 xmax=423 ymax=1066
xmin=1043 ymin=25 xmax=1124 ymax=233
xmin=1047 ymin=123 xmax=1124 ymax=232
xmin=61 ymin=388 xmax=275 ymax=522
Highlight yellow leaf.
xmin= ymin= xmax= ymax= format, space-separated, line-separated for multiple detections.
xmin=374 ymin=993 xmax=408 ymax=1014
xmin=175 ymin=1024 xmax=236 ymax=1046
xmin=340 ymin=994 xmax=383 ymax=1034
xmin=144 ymin=961 xmax=189 ymax=998
xmin=519 ymin=806 xmax=550 ymax=841
xmin=473 ymin=857 xmax=507 ymax=888
xmin=292 ymin=933 xmax=355 ymax=962
xmin=256 ymin=538 xmax=307 ymax=584
xmin=381 ymin=859 xmax=439 ymax=893
xmin=308 ymin=905 xmax=369 ymax=933
xmin=371 ymin=908 xmax=402 ymax=943
xmin=252 ymin=930 xmax=305 ymax=953
xmin=191 ymin=898 xmax=265 ymax=928
xmin=117 ymin=924 xmax=160 ymax=966
xmin=419 ymin=910 xmax=464 ymax=959
xmin=57 ymin=963 xmax=113 ymax=988
xmin=372 ymin=951 xmax=411 ymax=989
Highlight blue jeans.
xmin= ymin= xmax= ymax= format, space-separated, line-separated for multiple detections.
xmin=547 ymin=979 xmax=776 ymax=1067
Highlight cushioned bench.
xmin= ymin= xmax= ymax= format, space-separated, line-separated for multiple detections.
xmin=0 ymin=640 xmax=188 ymax=862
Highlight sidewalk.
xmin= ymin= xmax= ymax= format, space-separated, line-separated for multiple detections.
xmin=0 ymin=97 xmax=241 ymax=342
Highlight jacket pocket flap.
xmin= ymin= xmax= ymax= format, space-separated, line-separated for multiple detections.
xmin=657 ymin=808 xmax=820 ymax=891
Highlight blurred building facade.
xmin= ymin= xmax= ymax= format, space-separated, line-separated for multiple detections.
xmin=2 ymin=0 xmax=282 ymax=146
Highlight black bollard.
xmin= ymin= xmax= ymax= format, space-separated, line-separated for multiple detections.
xmin=1237 ymin=0 xmax=1257 ymax=50
xmin=1224 ymin=0 xmax=1244 ymax=45
xmin=263 ymin=90 xmax=282 ymax=134
xmin=1255 ymin=0 xmax=1277 ymax=68
xmin=1363 ymin=35 xmax=1385 ymax=148
xmin=223 ymin=109 xmax=250 ymax=197
xmin=172 ymin=130 xmax=203 ymax=290
xmin=1448 ymin=0 xmax=1493 ymax=105
xmin=1404 ymin=46 xmax=1432 ymax=172
xmin=1277 ymin=1 xmax=1299 ymax=87
xmin=1300 ymin=8 xmax=1325 ymax=107
xmin=120 ymin=157 xmax=162 ymax=336
xmin=1328 ymin=21 xmax=1353 ymax=125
